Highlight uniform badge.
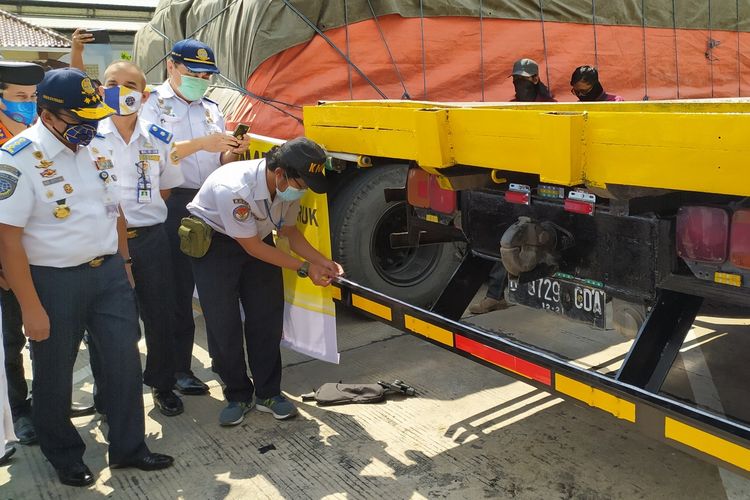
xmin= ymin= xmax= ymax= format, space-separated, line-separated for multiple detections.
xmin=81 ymin=77 xmax=96 ymax=95
xmin=233 ymin=204 xmax=250 ymax=222
xmin=0 ymin=172 xmax=18 ymax=200
xmin=196 ymin=48 xmax=210 ymax=61
xmin=148 ymin=124 xmax=173 ymax=144
xmin=205 ymin=109 xmax=214 ymax=124
xmin=91 ymin=147 xmax=100 ymax=155
xmin=32 ymin=151 xmax=43 ymax=160
xmin=0 ymin=164 xmax=21 ymax=177
xmin=36 ymin=160 xmax=54 ymax=169
xmin=40 ymin=168 xmax=57 ymax=178
xmin=53 ymin=204 xmax=71 ymax=219
xmin=95 ymin=158 xmax=114 ymax=171
xmin=63 ymin=183 xmax=74 ymax=194
xmin=45 ymin=189 xmax=54 ymax=199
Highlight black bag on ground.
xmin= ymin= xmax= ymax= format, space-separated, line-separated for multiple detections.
xmin=308 ymin=383 xmax=386 ymax=406
xmin=302 ymin=380 xmax=416 ymax=406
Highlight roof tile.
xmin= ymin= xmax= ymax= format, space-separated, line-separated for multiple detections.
xmin=0 ymin=8 xmax=70 ymax=48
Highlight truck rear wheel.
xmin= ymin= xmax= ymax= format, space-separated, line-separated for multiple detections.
xmin=330 ymin=165 xmax=462 ymax=307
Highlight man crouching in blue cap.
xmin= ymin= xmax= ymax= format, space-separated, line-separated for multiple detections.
xmin=0 ymin=68 xmax=174 ymax=487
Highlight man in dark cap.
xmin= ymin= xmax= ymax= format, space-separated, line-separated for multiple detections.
xmin=510 ymin=58 xmax=556 ymax=103
xmin=0 ymin=68 xmax=173 ymax=486
xmin=186 ymin=137 xmax=343 ymax=426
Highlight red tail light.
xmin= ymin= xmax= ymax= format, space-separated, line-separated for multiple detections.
xmin=730 ymin=209 xmax=750 ymax=269
xmin=564 ymin=199 xmax=594 ymax=215
xmin=676 ymin=207 xmax=728 ymax=264
xmin=407 ymin=168 xmax=457 ymax=214
xmin=407 ymin=168 xmax=430 ymax=208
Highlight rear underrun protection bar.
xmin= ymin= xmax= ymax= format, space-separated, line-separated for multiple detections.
xmin=330 ymin=277 xmax=750 ymax=478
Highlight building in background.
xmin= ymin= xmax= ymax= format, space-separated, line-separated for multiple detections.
xmin=1 ymin=0 xmax=157 ymax=78
xmin=0 ymin=8 xmax=70 ymax=65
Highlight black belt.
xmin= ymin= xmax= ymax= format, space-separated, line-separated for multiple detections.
xmin=127 ymin=224 xmax=161 ymax=239
xmin=171 ymin=187 xmax=199 ymax=196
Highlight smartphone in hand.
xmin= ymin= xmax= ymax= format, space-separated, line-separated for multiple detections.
xmin=85 ymin=29 xmax=110 ymax=44
xmin=233 ymin=123 xmax=250 ymax=138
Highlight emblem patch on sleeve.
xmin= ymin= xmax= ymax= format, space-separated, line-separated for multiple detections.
xmin=0 ymin=171 xmax=19 ymax=200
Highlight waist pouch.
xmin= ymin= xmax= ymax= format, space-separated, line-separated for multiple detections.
xmin=178 ymin=216 xmax=214 ymax=258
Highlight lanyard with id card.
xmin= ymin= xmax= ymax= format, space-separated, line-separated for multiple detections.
xmin=265 ymin=199 xmax=290 ymax=253
xmin=136 ymin=160 xmax=152 ymax=204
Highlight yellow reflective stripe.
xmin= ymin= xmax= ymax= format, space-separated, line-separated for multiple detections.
xmin=352 ymin=294 xmax=392 ymax=321
xmin=665 ymin=418 xmax=750 ymax=471
xmin=330 ymin=286 xmax=342 ymax=301
xmin=404 ymin=315 xmax=453 ymax=347
xmin=555 ymin=374 xmax=636 ymax=422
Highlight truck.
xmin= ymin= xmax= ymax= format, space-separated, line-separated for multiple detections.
xmin=135 ymin=0 xmax=750 ymax=476
xmin=292 ymin=97 xmax=750 ymax=477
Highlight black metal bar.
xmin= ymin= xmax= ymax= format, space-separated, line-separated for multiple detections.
xmin=659 ymin=273 xmax=750 ymax=307
xmin=430 ymin=253 xmax=494 ymax=320
xmin=616 ymin=290 xmax=703 ymax=391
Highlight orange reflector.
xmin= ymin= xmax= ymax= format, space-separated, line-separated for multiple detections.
xmin=351 ymin=294 xmax=392 ymax=321
xmin=330 ymin=286 xmax=342 ymax=301
xmin=455 ymin=335 xmax=551 ymax=385
xmin=404 ymin=315 xmax=453 ymax=347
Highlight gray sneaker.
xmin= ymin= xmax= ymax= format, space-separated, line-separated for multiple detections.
xmin=256 ymin=395 xmax=297 ymax=420
xmin=219 ymin=400 xmax=254 ymax=426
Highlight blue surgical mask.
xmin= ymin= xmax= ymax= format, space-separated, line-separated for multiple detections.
xmin=276 ymin=173 xmax=306 ymax=202
xmin=177 ymin=75 xmax=210 ymax=101
xmin=1 ymin=98 xmax=36 ymax=126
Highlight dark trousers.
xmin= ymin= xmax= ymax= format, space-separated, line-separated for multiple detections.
xmin=29 ymin=255 xmax=148 ymax=469
xmin=1 ymin=288 xmax=30 ymax=420
xmin=487 ymin=262 xmax=508 ymax=301
xmin=191 ymin=233 xmax=283 ymax=402
xmin=129 ymin=224 xmax=177 ymax=391
xmin=165 ymin=188 xmax=199 ymax=375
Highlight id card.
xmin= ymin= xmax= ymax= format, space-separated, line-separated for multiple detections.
xmin=137 ymin=188 xmax=152 ymax=204
xmin=137 ymin=176 xmax=152 ymax=204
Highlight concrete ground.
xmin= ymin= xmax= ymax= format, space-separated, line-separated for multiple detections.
xmin=1 ymin=289 xmax=749 ymax=499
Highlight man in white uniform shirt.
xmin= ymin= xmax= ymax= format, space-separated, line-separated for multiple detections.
xmin=0 ymin=68 xmax=173 ymax=487
xmin=95 ymin=61 xmax=186 ymax=417
xmin=140 ymin=39 xmax=250 ymax=396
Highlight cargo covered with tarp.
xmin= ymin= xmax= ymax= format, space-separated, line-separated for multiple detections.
xmin=134 ymin=0 xmax=750 ymax=138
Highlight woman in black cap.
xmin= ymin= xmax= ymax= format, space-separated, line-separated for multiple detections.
xmin=186 ymin=136 xmax=343 ymax=426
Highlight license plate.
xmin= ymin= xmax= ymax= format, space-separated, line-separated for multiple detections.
xmin=507 ymin=277 xmax=607 ymax=328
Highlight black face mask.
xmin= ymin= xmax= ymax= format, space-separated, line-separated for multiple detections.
xmin=513 ymin=79 xmax=538 ymax=102
xmin=575 ymin=81 xmax=604 ymax=102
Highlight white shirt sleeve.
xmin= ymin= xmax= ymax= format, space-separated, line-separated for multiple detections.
xmin=214 ymin=185 xmax=259 ymax=239
xmin=0 ymin=166 xmax=35 ymax=228
xmin=158 ymin=140 xmax=184 ymax=190
xmin=282 ymin=199 xmax=301 ymax=227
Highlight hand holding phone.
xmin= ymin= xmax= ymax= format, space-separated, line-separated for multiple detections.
xmin=85 ymin=29 xmax=110 ymax=45
xmin=233 ymin=123 xmax=250 ymax=138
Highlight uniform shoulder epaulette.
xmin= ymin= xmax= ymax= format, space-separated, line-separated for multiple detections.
xmin=148 ymin=124 xmax=173 ymax=144
xmin=202 ymin=96 xmax=218 ymax=106
xmin=94 ymin=133 xmax=105 ymax=139
xmin=1 ymin=136 xmax=31 ymax=156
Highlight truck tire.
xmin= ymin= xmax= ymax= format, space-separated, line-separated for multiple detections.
xmin=330 ymin=165 xmax=462 ymax=307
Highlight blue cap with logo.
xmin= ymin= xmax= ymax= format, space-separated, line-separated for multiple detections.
xmin=36 ymin=68 xmax=114 ymax=121
xmin=170 ymin=39 xmax=220 ymax=74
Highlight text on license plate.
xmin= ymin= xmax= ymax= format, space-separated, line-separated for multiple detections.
xmin=507 ymin=278 xmax=607 ymax=328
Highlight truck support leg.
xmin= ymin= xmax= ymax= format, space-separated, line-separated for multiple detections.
xmin=431 ymin=253 xmax=494 ymax=320
xmin=616 ymin=290 xmax=704 ymax=392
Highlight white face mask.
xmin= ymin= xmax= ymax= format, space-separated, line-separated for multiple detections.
xmin=103 ymin=85 xmax=143 ymax=116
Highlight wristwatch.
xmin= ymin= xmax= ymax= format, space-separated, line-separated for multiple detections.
xmin=297 ymin=261 xmax=310 ymax=278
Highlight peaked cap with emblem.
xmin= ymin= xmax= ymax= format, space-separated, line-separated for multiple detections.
xmin=170 ymin=39 xmax=220 ymax=74
xmin=276 ymin=137 xmax=328 ymax=194
xmin=0 ymin=61 xmax=45 ymax=86
xmin=36 ymin=68 xmax=114 ymax=121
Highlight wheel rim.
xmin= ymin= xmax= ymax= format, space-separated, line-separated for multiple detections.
xmin=370 ymin=202 xmax=443 ymax=287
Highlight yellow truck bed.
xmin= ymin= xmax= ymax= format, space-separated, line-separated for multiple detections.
xmin=304 ymin=100 xmax=750 ymax=197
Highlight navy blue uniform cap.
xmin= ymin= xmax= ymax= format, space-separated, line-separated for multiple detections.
xmin=170 ymin=39 xmax=220 ymax=74
xmin=36 ymin=68 xmax=114 ymax=121
xmin=0 ymin=61 xmax=45 ymax=85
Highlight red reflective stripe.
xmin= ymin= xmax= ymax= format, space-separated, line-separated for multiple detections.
xmin=455 ymin=335 xmax=551 ymax=386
